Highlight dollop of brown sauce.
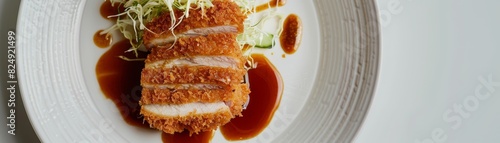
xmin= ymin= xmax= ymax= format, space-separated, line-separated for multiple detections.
xmin=94 ymin=1 xmax=125 ymax=48
xmin=255 ymin=0 xmax=286 ymax=12
xmin=93 ymin=30 xmax=112 ymax=48
xmin=220 ymin=54 xmax=284 ymax=141
xmin=280 ymin=14 xmax=302 ymax=55
xmin=95 ymin=40 xmax=150 ymax=129
xmin=162 ymin=130 xmax=214 ymax=143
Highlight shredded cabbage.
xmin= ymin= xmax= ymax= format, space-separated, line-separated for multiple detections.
xmin=102 ymin=0 xmax=215 ymax=56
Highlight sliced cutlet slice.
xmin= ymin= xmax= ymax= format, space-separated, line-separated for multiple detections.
xmin=145 ymin=33 xmax=245 ymax=69
xmin=140 ymin=84 xmax=234 ymax=104
xmin=141 ymin=34 xmax=246 ymax=85
xmin=146 ymin=56 xmax=242 ymax=69
xmin=141 ymin=102 xmax=233 ymax=134
xmin=141 ymin=65 xmax=246 ymax=85
xmin=140 ymin=83 xmax=249 ymax=108
xmin=143 ymin=0 xmax=245 ymax=48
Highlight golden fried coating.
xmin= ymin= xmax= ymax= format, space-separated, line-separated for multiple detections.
xmin=226 ymin=83 xmax=250 ymax=116
xmin=143 ymin=0 xmax=245 ymax=47
xmin=139 ymin=0 xmax=250 ymax=135
xmin=141 ymin=107 xmax=232 ymax=134
xmin=141 ymin=66 xmax=246 ymax=85
xmin=140 ymin=83 xmax=248 ymax=105
xmin=140 ymin=84 xmax=234 ymax=104
xmin=145 ymin=33 xmax=242 ymax=62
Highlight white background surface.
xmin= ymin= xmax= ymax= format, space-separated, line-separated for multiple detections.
xmin=356 ymin=0 xmax=500 ymax=143
xmin=2 ymin=0 xmax=500 ymax=142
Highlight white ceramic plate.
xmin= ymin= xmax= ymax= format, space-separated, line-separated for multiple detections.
xmin=17 ymin=0 xmax=379 ymax=142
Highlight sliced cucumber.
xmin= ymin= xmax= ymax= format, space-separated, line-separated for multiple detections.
xmin=254 ymin=33 xmax=274 ymax=49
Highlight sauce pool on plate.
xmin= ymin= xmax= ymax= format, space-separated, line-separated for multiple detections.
xmin=220 ymin=54 xmax=284 ymax=141
xmin=100 ymin=1 xmax=125 ymax=20
xmin=95 ymin=40 xmax=150 ymax=129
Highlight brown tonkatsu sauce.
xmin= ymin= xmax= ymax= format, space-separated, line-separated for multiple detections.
xmin=280 ymin=14 xmax=302 ymax=55
xmin=100 ymin=1 xmax=125 ymax=21
xmin=95 ymin=40 xmax=150 ymax=129
xmin=255 ymin=0 xmax=286 ymax=12
xmin=93 ymin=30 xmax=112 ymax=48
xmin=220 ymin=54 xmax=283 ymax=141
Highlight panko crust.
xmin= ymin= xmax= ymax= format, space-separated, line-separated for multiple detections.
xmin=139 ymin=0 xmax=250 ymax=135
xmin=143 ymin=0 xmax=245 ymax=46
xmin=145 ymin=33 xmax=242 ymax=62
xmin=227 ymin=83 xmax=250 ymax=116
xmin=141 ymin=107 xmax=232 ymax=134
xmin=141 ymin=66 xmax=246 ymax=85
xmin=140 ymin=84 xmax=233 ymax=104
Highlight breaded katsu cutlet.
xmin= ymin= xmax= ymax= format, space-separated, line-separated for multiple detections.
xmin=141 ymin=34 xmax=247 ymax=104
xmin=139 ymin=0 xmax=249 ymax=135
xmin=140 ymin=34 xmax=250 ymax=134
